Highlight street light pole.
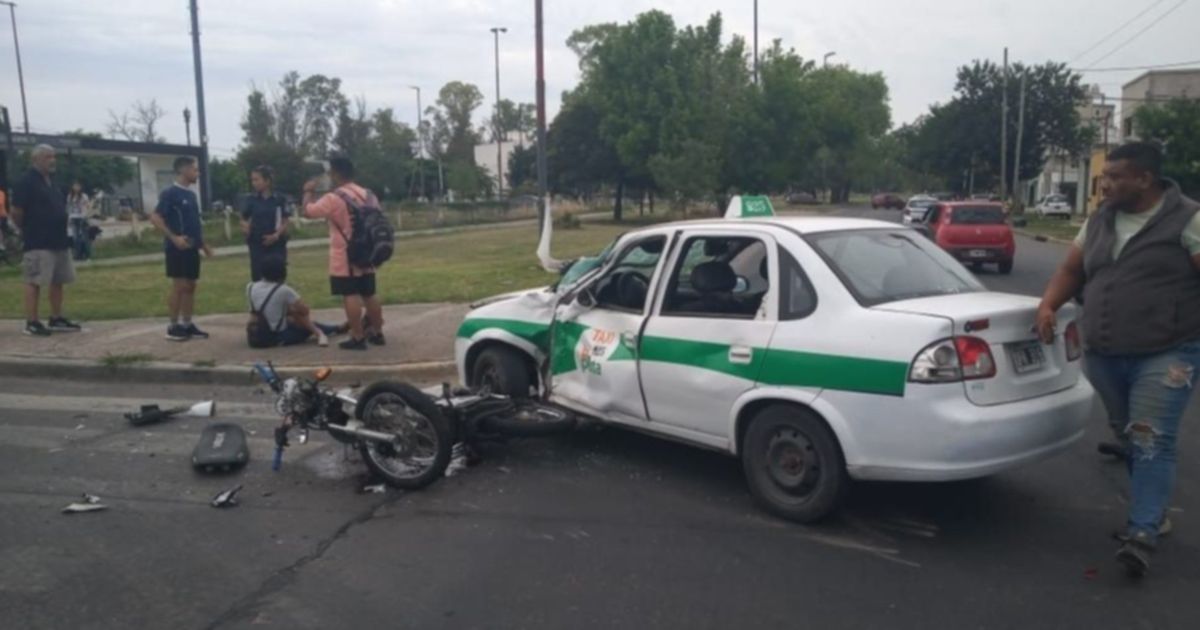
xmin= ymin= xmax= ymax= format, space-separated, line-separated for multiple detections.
xmin=823 ymin=51 xmax=837 ymax=67
xmin=188 ymin=0 xmax=211 ymax=210
xmin=1 ymin=2 xmax=29 ymax=134
xmin=753 ymin=0 xmax=759 ymax=85
xmin=534 ymin=0 xmax=548 ymax=235
xmin=410 ymin=85 xmax=426 ymax=202
xmin=183 ymin=107 xmax=192 ymax=146
xmin=491 ymin=27 xmax=507 ymax=199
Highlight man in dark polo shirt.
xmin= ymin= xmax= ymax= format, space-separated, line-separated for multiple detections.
xmin=10 ymin=144 xmax=82 ymax=336
xmin=1038 ymin=142 xmax=1200 ymax=577
xmin=149 ymin=156 xmax=213 ymax=342
xmin=240 ymin=165 xmax=290 ymax=281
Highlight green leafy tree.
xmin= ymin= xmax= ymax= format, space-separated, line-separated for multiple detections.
xmin=235 ymin=141 xmax=307 ymax=198
xmin=209 ymin=157 xmax=248 ymax=207
xmin=507 ymin=143 xmax=537 ymax=191
xmin=241 ymin=88 xmax=275 ymax=146
xmin=1134 ymin=98 xmax=1200 ymax=196
xmin=13 ymin=131 xmax=137 ymax=194
xmin=431 ymin=82 xmax=484 ymax=164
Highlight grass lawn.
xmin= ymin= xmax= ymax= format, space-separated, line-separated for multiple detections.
xmin=0 ymin=223 xmax=632 ymax=320
xmin=1018 ymin=215 xmax=1083 ymax=242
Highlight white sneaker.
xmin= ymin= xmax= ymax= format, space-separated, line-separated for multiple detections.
xmin=317 ymin=332 xmax=329 ymax=347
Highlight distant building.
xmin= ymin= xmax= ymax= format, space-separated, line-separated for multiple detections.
xmin=474 ymin=132 xmax=531 ymax=197
xmin=1032 ymin=86 xmax=1118 ymax=214
xmin=1120 ymin=69 xmax=1200 ymax=140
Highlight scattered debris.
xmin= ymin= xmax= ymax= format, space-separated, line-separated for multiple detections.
xmin=192 ymin=423 xmax=250 ymax=473
xmin=127 ymin=400 xmax=216 ymax=427
xmin=62 ymin=493 xmax=107 ymax=514
xmin=74 ymin=424 xmax=86 ymax=431
xmin=211 ymin=484 xmax=243 ymax=508
xmin=361 ymin=483 xmax=387 ymax=494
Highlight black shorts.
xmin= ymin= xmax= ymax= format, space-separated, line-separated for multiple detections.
xmin=330 ymin=274 xmax=376 ymax=297
xmin=165 ymin=248 xmax=201 ymax=280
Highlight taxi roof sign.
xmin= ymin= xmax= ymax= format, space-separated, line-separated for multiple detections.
xmin=724 ymin=195 xmax=775 ymax=219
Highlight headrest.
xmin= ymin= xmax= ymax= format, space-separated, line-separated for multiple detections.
xmin=691 ymin=261 xmax=737 ymax=293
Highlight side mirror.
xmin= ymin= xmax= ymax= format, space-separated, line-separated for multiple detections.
xmin=576 ymin=288 xmax=596 ymax=309
xmin=733 ymin=277 xmax=750 ymax=294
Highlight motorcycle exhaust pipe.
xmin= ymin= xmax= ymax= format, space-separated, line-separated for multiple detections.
xmin=326 ymin=422 xmax=397 ymax=445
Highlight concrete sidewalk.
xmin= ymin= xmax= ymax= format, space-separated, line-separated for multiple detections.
xmin=0 ymin=302 xmax=470 ymax=385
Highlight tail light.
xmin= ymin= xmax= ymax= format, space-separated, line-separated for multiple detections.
xmin=1064 ymin=322 xmax=1082 ymax=362
xmin=909 ymin=336 xmax=997 ymax=383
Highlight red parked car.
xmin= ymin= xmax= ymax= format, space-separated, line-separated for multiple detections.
xmin=870 ymin=192 xmax=905 ymax=210
xmin=918 ymin=202 xmax=1015 ymax=274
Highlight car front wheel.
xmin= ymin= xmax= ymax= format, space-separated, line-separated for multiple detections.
xmin=471 ymin=346 xmax=532 ymax=398
xmin=742 ymin=405 xmax=848 ymax=523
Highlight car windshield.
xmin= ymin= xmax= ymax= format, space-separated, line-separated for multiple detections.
xmin=908 ymin=198 xmax=935 ymax=208
xmin=950 ymin=206 xmax=1006 ymax=225
xmin=557 ymin=241 xmax=616 ymax=291
xmin=809 ymin=229 xmax=984 ymax=306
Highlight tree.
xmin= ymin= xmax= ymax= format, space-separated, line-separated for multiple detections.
xmin=261 ymin=71 xmax=347 ymax=157
xmin=1135 ymin=98 xmax=1200 ymax=196
xmin=107 ymin=99 xmax=167 ymax=143
xmin=507 ymin=143 xmax=537 ymax=191
xmin=547 ymin=98 xmax=623 ymax=213
xmin=209 ymin=157 xmax=248 ymax=207
xmin=432 ymin=81 xmax=484 ymax=163
xmin=906 ymin=61 xmax=1089 ymax=195
xmin=241 ymin=88 xmax=275 ymax=146
xmin=446 ymin=160 xmax=493 ymax=200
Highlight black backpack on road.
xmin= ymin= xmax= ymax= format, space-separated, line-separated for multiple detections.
xmin=334 ymin=189 xmax=395 ymax=269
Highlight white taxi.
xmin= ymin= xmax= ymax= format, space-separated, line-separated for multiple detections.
xmin=454 ymin=200 xmax=1093 ymax=522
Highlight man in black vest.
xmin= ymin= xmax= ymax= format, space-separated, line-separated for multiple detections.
xmin=1038 ymin=142 xmax=1200 ymax=577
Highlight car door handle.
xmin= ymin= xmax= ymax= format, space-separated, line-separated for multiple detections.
xmin=729 ymin=346 xmax=753 ymax=365
xmin=621 ymin=331 xmax=638 ymax=348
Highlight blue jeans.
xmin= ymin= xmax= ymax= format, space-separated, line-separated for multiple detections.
xmin=1085 ymin=340 xmax=1200 ymax=542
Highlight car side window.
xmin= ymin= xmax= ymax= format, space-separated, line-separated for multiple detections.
xmin=662 ymin=235 xmax=768 ymax=319
xmin=779 ymin=249 xmax=817 ymax=320
xmin=590 ymin=236 xmax=666 ymax=313
xmin=925 ymin=204 xmax=942 ymax=224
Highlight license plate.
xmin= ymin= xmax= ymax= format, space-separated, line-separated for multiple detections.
xmin=1009 ymin=341 xmax=1046 ymax=374
xmin=968 ymin=249 xmax=989 ymax=258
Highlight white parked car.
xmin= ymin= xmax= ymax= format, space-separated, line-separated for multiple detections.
xmin=1035 ymin=194 xmax=1072 ymax=218
xmin=902 ymin=195 xmax=938 ymax=224
xmin=455 ymin=216 xmax=1093 ymax=522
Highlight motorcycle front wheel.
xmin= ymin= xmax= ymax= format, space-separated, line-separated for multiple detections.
xmin=356 ymin=382 xmax=453 ymax=489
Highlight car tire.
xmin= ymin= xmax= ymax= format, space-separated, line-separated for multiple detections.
xmin=471 ymin=346 xmax=533 ymax=398
xmin=742 ymin=404 xmax=848 ymax=523
xmin=998 ymin=260 xmax=1013 ymax=274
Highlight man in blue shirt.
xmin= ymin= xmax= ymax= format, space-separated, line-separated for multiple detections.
xmin=149 ymin=156 xmax=213 ymax=341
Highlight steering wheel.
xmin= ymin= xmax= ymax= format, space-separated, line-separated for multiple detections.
xmin=613 ymin=271 xmax=650 ymax=309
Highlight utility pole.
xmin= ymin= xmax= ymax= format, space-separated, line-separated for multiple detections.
xmin=183 ymin=107 xmax=192 ymax=146
xmin=534 ymin=0 xmax=549 ymax=235
xmin=753 ymin=0 xmax=759 ymax=85
xmin=491 ymin=27 xmax=507 ymax=199
xmin=410 ymin=86 xmax=426 ymax=202
xmin=1 ymin=2 xmax=29 ymax=134
xmin=1000 ymin=47 xmax=1008 ymax=203
xmin=188 ymin=0 xmax=211 ymax=210
xmin=1012 ymin=70 xmax=1027 ymax=210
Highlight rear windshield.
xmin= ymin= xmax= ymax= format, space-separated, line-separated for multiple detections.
xmin=908 ymin=199 xmax=935 ymax=208
xmin=950 ymin=206 xmax=1006 ymax=225
xmin=808 ymin=230 xmax=984 ymax=306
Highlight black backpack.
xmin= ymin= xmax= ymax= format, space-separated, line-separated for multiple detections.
xmin=334 ymin=189 xmax=394 ymax=268
xmin=246 ymin=283 xmax=284 ymax=349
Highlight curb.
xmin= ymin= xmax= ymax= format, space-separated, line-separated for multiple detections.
xmin=0 ymin=355 xmax=458 ymax=387
xmin=1014 ymin=229 xmax=1075 ymax=246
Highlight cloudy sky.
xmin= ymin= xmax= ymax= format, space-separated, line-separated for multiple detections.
xmin=1 ymin=0 xmax=1197 ymax=157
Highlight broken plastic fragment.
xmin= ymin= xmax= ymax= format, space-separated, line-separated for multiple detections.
xmin=62 ymin=494 xmax=107 ymax=514
xmin=361 ymin=484 xmax=386 ymax=494
xmin=211 ymin=484 xmax=243 ymax=508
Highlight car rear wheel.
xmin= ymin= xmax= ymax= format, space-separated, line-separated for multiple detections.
xmin=998 ymin=260 xmax=1013 ymax=274
xmin=742 ymin=405 xmax=847 ymax=523
xmin=471 ymin=346 xmax=532 ymax=398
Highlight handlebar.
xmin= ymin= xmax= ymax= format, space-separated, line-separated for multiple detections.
xmin=254 ymin=361 xmax=282 ymax=393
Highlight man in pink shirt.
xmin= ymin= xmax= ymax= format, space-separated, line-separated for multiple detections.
xmin=302 ymin=157 xmax=384 ymax=351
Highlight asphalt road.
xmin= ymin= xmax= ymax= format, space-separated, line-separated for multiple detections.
xmin=2 ymin=208 xmax=1198 ymax=629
